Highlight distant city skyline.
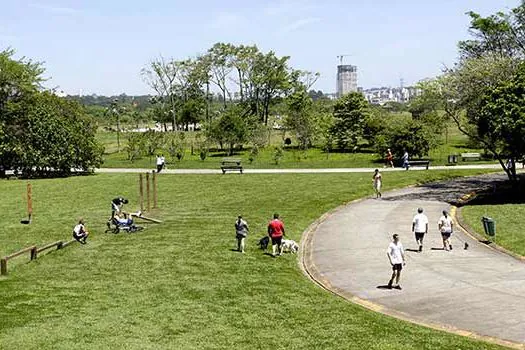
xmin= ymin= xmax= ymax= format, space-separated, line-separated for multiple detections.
xmin=1 ymin=0 xmax=518 ymax=96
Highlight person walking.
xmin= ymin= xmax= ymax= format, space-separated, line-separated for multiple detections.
xmin=373 ymin=169 xmax=382 ymax=199
xmin=438 ymin=210 xmax=454 ymax=251
xmin=268 ymin=213 xmax=285 ymax=257
xmin=156 ymin=155 xmax=163 ymax=173
xmin=402 ymin=150 xmax=410 ymax=170
xmin=235 ymin=215 xmax=249 ymax=253
xmin=385 ymin=149 xmax=394 ymax=168
xmin=412 ymin=207 xmax=428 ymax=252
xmin=387 ymin=234 xmax=405 ymax=289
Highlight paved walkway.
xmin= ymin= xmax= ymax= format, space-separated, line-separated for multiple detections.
xmin=303 ymin=174 xmax=525 ymax=348
xmin=96 ymin=164 xmax=505 ymax=174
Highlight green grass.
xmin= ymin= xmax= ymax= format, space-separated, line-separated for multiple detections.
xmin=0 ymin=170 xmax=506 ymax=349
xmin=98 ymin=122 xmax=492 ymax=169
xmin=462 ymin=204 xmax=525 ymax=257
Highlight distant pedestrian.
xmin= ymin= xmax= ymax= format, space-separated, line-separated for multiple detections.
xmin=412 ymin=207 xmax=428 ymax=252
xmin=385 ymin=149 xmax=394 ymax=168
xmin=402 ymin=150 xmax=410 ymax=170
xmin=235 ymin=215 xmax=249 ymax=253
xmin=73 ymin=218 xmax=89 ymax=244
xmin=373 ymin=169 xmax=382 ymax=198
xmin=386 ymin=234 xmax=405 ymax=289
xmin=438 ymin=210 xmax=454 ymax=251
xmin=156 ymin=154 xmax=163 ymax=173
xmin=268 ymin=213 xmax=285 ymax=257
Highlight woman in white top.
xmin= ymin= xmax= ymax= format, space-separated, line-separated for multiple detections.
xmin=372 ymin=169 xmax=382 ymax=199
xmin=438 ymin=210 xmax=454 ymax=251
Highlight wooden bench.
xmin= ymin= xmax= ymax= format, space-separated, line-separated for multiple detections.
xmin=460 ymin=153 xmax=481 ymax=161
xmin=221 ymin=158 xmax=243 ymax=174
xmin=409 ymin=160 xmax=431 ymax=170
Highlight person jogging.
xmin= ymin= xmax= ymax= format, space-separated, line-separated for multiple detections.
xmin=412 ymin=207 xmax=428 ymax=252
xmin=438 ymin=210 xmax=454 ymax=251
xmin=387 ymin=234 xmax=405 ymax=289
xmin=268 ymin=213 xmax=285 ymax=257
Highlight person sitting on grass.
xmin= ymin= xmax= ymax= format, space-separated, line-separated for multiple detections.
xmin=73 ymin=218 xmax=89 ymax=244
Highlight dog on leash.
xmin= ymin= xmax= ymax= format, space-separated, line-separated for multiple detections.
xmin=258 ymin=236 xmax=270 ymax=250
xmin=281 ymin=239 xmax=299 ymax=253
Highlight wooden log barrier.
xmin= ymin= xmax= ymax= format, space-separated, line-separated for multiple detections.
xmin=1 ymin=245 xmax=37 ymax=275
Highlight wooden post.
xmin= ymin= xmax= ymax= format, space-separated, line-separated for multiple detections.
xmin=27 ymin=183 xmax=33 ymax=221
xmin=30 ymin=247 xmax=37 ymax=260
xmin=146 ymin=172 xmax=151 ymax=212
xmin=139 ymin=174 xmax=144 ymax=212
xmin=1 ymin=258 xmax=6 ymax=275
xmin=152 ymin=171 xmax=157 ymax=209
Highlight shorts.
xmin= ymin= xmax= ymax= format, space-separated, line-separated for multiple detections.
xmin=236 ymin=233 xmax=246 ymax=240
xmin=441 ymin=231 xmax=452 ymax=239
xmin=374 ymin=182 xmax=381 ymax=191
xmin=73 ymin=232 xmax=86 ymax=241
xmin=414 ymin=232 xmax=425 ymax=240
xmin=271 ymin=236 xmax=283 ymax=245
xmin=392 ymin=263 xmax=403 ymax=271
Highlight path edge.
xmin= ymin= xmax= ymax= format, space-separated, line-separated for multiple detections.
xmin=299 ymin=194 xmax=525 ymax=350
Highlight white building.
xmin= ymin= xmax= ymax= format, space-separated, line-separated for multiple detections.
xmin=336 ymin=65 xmax=358 ymax=97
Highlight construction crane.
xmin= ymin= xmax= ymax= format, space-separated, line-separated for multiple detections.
xmin=337 ymin=54 xmax=352 ymax=65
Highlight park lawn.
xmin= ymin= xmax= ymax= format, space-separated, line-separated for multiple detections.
xmin=98 ymin=122 xmax=492 ymax=169
xmin=462 ymin=204 xmax=525 ymax=257
xmin=0 ymin=170 xmax=505 ymax=350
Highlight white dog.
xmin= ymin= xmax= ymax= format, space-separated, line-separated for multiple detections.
xmin=281 ymin=239 xmax=299 ymax=254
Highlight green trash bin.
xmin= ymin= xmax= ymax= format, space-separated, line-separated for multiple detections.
xmin=481 ymin=217 xmax=496 ymax=236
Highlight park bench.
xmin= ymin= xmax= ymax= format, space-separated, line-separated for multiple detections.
xmin=460 ymin=152 xmax=481 ymax=161
xmin=409 ymin=160 xmax=431 ymax=170
xmin=221 ymin=158 xmax=243 ymax=174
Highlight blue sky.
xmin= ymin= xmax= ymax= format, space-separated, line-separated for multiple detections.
xmin=0 ymin=0 xmax=519 ymax=95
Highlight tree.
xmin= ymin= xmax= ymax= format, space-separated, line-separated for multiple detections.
xmin=473 ymin=62 xmax=525 ymax=180
xmin=206 ymin=106 xmax=249 ymax=155
xmin=3 ymin=92 xmax=103 ymax=176
xmin=330 ymin=92 xmax=370 ymax=151
xmin=0 ymin=49 xmax=102 ymax=177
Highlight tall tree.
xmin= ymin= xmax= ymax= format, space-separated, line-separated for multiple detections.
xmin=330 ymin=92 xmax=370 ymax=151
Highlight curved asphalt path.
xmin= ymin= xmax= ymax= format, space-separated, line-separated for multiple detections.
xmin=303 ymin=174 xmax=525 ymax=348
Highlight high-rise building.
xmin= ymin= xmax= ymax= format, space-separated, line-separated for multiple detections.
xmin=336 ymin=65 xmax=358 ymax=97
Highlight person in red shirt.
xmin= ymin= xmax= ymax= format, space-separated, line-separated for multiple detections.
xmin=268 ymin=213 xmax=285 ymax=257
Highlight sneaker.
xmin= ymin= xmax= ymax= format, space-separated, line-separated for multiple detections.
xmin=449 ymin=245 xmax=453 ymax=250
xmin=387 ymin=281 xmax=393 ymax=289
xmin=395 ymin=285 xmax=402 ymax=290
xmin=418 ymin=245 xmax=422 ymax=252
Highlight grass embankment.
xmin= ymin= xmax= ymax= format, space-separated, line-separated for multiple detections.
xmin=0 ymin=170 xmax=505 ymax=349
xmin=462 ymin=204 xmax=525 ymax=257
xmin=98 ymin=122 xmax=491 ymax=169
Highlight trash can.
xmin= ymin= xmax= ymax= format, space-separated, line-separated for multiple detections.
xmin=481 ymin=217 xmax=496 ymax=236
xmin=448 ymin=154 xmax=458 ymax=164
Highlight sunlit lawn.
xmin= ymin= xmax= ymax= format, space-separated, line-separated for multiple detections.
xmin=0 ymin=169 xmax=505 ymax=349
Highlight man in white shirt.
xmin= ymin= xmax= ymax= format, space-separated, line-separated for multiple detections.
xmin=412 ymin=207 xmax=428 ymax=252
xmin=438 ymin=210 xmax=454 ymax=251
xmin=386 ymin=234 xmax=405 ymax=289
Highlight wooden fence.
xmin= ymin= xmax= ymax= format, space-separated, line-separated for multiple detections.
xmin=1 ymin=238 xmax=77 ymax=276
